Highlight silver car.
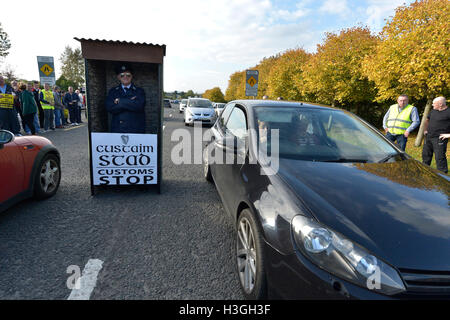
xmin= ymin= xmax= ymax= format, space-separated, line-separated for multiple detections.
xmin=184 ymin=98 xmax=216 ymax=126
xmin=214 ymin=102 xmax=226 ymax=116
xmin=179 ymin=99 xmax=188 ymax=113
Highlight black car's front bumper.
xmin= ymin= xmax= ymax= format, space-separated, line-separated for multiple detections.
xmin=264 ymin=241 xmax=395 ymax=300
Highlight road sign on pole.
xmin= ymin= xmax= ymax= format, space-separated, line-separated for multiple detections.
xmin=37 ymin=56 xmax=56 ymax=86
xmin=245 ymin=70 xmax=258 ymax=97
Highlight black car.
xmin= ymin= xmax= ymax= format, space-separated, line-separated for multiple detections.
xmin=203 ymin=100 xmax=450 ymax=299
xmin=163 ymin=99 xmax=171 ymax=108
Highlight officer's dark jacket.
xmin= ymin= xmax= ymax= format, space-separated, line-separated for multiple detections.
xmin=105 ymin=83 xmax=146 ymax=133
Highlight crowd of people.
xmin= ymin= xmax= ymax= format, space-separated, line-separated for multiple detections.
xmin=0 ymin=74 xmax=86 ymax=136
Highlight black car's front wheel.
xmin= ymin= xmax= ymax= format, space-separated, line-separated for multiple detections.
xmin=236 ymin=209 xmax=267 ymax=299
xmin=34 ymin=153 xmax=61 ymax=200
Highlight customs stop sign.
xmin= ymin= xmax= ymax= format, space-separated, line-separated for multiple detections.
xmin=91 ymin=133 xmax=157 ymax=186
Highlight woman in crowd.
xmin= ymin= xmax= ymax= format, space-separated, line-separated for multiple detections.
xmin=19 ymin=82 xmax=38 ymax=135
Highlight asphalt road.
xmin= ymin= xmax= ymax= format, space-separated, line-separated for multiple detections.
xmin=0 ymin=107 xmax=244 ymax=299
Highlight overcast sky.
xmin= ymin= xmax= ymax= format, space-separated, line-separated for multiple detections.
xmin=0 ymin=0 xmax=413 ymax=93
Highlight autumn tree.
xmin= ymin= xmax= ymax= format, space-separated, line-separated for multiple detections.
xmin=225 ymin=70 xmax=246 ymax=101
xmin=55 ymin=75 xmax=77 ymax=91
xmin=0 ymin=23 xmax=11 ymax=59
xmin=302 ymin=26 xmax=380 ymax=114
xmin=254 ymin=54 xmax=281 ymax=99
xmin=1 ymin=64 xmax=19 ymax=82
xmin=60 ymin=46 xmax=85 ymax=89
xmin=203 ymin=87 xmax=226 ymax=102
xmin=266 ymin=48 xmax=311 ymax=101
xmin=183 ymin=90 xmax=195 ymax=98
xmin=363 ymin=0 xmax=450 ymax=146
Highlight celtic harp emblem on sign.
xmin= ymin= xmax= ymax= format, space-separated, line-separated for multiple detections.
xmin=121 ymin=135 xmax=129 ymax=145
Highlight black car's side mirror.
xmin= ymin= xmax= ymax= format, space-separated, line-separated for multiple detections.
xmin=0 ymin=130 xmax=14 ymax=150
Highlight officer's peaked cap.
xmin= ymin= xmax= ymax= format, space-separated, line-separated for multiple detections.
xmin=114 ymin=63 xmax=134 ymax=75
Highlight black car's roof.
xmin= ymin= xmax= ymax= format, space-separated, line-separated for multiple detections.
xmin=231 ymin=99 xmax=338 ymax=111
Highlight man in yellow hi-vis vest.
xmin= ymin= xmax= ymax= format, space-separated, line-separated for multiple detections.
xmin=383 ymin=94 xmax=420 ymax=151
xmin=40 ymin=83 xmax=55 ymax=131
xmin=0 ymin=75 xmax=21 ymax=135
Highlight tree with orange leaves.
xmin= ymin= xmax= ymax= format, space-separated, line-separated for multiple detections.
xmin=302 ymin=26 xmax=380 ymax=111
xmin=266 ymin=48 xmax=311 ymax=101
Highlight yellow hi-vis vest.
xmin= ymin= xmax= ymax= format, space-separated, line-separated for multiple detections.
xmin=41 ymin=90 xmax=55 ymax=110
xmin=386 ymin=104 xmax=414 ymax=135
xmin=0 ymin=93 xmax=14 ymax=109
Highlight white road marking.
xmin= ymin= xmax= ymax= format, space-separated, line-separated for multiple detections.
xmin=68 ymin=259 xmax=104 ymax=300
xmin=163 ymin=125 xmax=166 ymax=130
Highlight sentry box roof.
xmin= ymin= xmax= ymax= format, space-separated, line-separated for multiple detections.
xmin=74 ymin=38 xmax=166 ymax=63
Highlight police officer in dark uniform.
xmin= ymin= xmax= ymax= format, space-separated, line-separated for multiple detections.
xmin=105 ymin=64 xmax=146 ymax=133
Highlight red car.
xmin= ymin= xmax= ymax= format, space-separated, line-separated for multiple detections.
xmin=0 ymin=129 xmax=61 ymax=212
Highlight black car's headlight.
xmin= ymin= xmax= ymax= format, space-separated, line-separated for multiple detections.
xmin=292 ymin=215 xmax=406 ymax=296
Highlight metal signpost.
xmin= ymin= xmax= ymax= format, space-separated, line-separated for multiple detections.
xmin=37 ymin=56 xmax=56 ymax=86
xmin=245 ymin=70 xmax=259 ymax=97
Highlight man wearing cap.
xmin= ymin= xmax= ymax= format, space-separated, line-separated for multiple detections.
xmin=106 ymin=64 xmax=146 ymax=133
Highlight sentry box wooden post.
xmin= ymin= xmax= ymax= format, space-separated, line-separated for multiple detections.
xmin=75 ymin=38 xmax=166 ymax=195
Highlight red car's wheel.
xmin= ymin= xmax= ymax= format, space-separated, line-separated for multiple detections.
xmin=34 ymin=154 xmax=61 ymax=200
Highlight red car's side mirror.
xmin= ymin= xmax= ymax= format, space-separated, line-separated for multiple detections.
xmin=0 ymin=130 xmax=14 ymax=149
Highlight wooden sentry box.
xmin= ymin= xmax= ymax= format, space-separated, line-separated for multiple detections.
xmin=75 ymin=38 xmax=166 ymax=195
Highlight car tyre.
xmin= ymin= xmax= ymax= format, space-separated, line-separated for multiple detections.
xmin=203 ymin=147 xmax=213 ymax=182
xmin=236 ymin=209 xmax=267 ymax=300
xmin=34 ymin=153 xmax=61 ymax=200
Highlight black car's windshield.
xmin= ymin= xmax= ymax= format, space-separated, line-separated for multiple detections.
xmin=188 ymin=99 xmax=213 ymax=108
xmin=254 ymin=106 xmax=399 ymax=163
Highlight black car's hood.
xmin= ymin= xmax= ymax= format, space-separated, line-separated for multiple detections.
xmin=278 ymin=158 xmax=450 ymax=271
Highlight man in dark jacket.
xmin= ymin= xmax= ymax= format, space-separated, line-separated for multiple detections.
xmin=64 ymin=86 xmax=80 ymax=126
xmin=106 ymin=64 xmax=146 ymax=133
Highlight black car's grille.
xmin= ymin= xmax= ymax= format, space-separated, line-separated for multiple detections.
xmin=399 ymin=268 xmax=450 ymax=296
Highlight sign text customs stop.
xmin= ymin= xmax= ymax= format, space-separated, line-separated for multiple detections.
xmin=91 ymin=132 xmax=157 ymax=185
